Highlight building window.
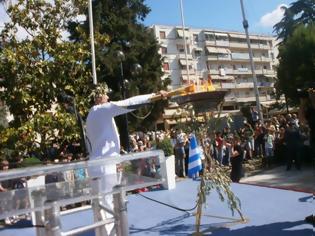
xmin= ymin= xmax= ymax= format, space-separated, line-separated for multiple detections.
xmin=204 ymin=33 xmax=215 ymax=41
xmin=233 ymin=65 xmax=236 ymax=70
xmin=193 ymin=34 xmax=199 ymax=43
xmin=161 ymin=47 xmax=167 ymax=54
xmin=163 ymin=62 xmax=170 ymax=71
xmin=270 ymin=52 xmax=274 ymax=60
xmin=177 ymin=44 xmax=184 ymax=53
xmin=194 ymin=50 xmax=201 ymax=57
xmin=176 ymin=44 xmax=189 ymax=53
xmin=159 ymin=31 xmax=166 ymax=39
xmin=263 ymin=65 xmax=267 ymax=69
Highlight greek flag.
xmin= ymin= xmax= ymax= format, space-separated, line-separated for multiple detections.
xmin=188 ymin=134 xmax=202 ymax=178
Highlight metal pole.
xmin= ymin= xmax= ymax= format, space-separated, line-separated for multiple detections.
xmin=179 ymin=0 xmax=190 ymax=85
xmin=113 ymin=189 xmax=129 ymax=236
xmin=240 ymin=0 xmax=263 ymax=122
xmin=44 ymin=202 xmax=61 ymax=236
xmin=120 ymin=62 xmax=130 ymax=152
xmin=88 ymin=0 xmax=97 ymax=85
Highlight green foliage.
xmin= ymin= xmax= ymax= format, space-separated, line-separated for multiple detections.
xmin=156 ymin=137 xmax=173 ymax=157
xmin=0 ymin=105 xmax=9 ymax=129
xmin=273 ymin=0 xmax=315 ymax=43
xmin=68 ymin=0 xmax=167 ymax=131
xmin=276 ymin=24 xmax=315 ymax=103
xmin=0 ymin=0 xmax=94 ymax=160
xmin=20 ymin=156 xmax=42 ymax=167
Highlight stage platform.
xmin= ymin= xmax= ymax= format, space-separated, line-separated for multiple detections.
xmin=0 ymin=179 xmax=314 ymax=236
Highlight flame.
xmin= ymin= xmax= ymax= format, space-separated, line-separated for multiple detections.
xmin=180 ymin=84 xmax=196 ymax=95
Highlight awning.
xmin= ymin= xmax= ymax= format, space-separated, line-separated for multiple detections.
xmin=206 ymin=47 xmax=230 ymax=54
xmin=229 ymin=33 xmax=247 ymax=39
xmin=211 ymin=75 xmax=235 ymax=80
xmin=204 ymin=31 xmax=215 ymax=36
xmin=206 ymin=46 xmax=218 ymax=54
xmin=215 ymin=32 xmax=228 ymax=37
xmin=179 ymin=59 xmax=192 ymax=66
xmin=249 ymin=35 xmax=260 ymax=40
xmin=216 ymin=48 xmax=231 ymax=54
xmin=176 ymin=29 xmax=189 ymax=38
xmin=262 ymin=74 xmax=276 ymax=78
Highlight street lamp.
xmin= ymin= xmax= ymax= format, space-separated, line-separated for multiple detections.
xmin=116 ymin=50 xmax=143 ymax=152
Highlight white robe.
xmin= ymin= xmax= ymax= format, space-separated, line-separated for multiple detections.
xmin=86 ymin=94 xmax=154 ymax=176
xmin=86 ymin=94 xmax=154 ymax=235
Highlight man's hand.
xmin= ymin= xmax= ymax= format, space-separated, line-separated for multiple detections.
xmin=158 ymin=90 xmax=168 ymax=100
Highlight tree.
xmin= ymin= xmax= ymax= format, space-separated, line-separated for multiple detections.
xmin=0 ymin=0 xmax=94 ymax=160
xmin=68 ymin=0 xmax=167 ymax=134
xmin=273 ymin=0 xmax=315 ymax=43
xmin=276 ymin=24 xmax=315 ymax=103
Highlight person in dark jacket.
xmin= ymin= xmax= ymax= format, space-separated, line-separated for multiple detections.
xmin=284 ymin=121 xmax=301 ymax=170
xmin=230 ymin=136 xmax=244 ymax=183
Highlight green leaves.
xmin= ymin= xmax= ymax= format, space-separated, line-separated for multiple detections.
xmin=273 ymin=0 xmax=315 ymax=42
xmin=0 ymin=0 xmax=93 ymax=160
xmin=277 ymin=24 xmax=315 ymax=103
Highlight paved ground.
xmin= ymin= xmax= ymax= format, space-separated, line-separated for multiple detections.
xmin=241 ymin=165 xmax=315 ymax=194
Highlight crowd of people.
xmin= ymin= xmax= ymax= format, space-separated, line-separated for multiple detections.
xmin=126 ymin=111 xmax=314 ymax=184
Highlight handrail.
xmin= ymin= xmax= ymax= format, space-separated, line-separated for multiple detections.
xmin=0 ymin=149 xmax=165 ymax=182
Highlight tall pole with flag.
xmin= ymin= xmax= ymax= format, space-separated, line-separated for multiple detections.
xmin=188 ymin=134 xmax=202 ymax=178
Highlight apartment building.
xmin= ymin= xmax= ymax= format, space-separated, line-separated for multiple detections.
xmin=151 ymin=25 xmax=278 ymax=111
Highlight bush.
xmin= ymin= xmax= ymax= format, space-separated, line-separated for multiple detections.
xmin=156 ymin=138 xmax=174 ymax=157
xmin=20 ymin=157 xmax=42 ymax=167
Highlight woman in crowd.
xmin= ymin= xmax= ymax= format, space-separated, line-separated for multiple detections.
xmin=230 ymin=136 xmax=244 ymax=183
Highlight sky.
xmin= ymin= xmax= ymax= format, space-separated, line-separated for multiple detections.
xmin=143 ymin=0 xmax=296 ymax=36
xmin=0 ymin=0 xmax=296 ymax=38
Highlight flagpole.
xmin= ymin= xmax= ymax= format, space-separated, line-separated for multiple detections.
xmin=179 ymin=0 xmax=190 ymax=85
xmin=88 ymin=0 xmax=97 ymax=85
xmin=239 ymin=0 xmax=263 ymax=121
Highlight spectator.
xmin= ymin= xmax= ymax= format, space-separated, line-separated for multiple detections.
xmin=215 ymin=131 xmax=224 ymax=165
xmin=243 ymin=122 xmax=254 ymax=160
xmin=230 ymin=136 xmax=244 ymax=183
xmin=250 ymin=107 xmax=259 ymax=125
xmin=284 ymin=121 xmax=301 ymax=170
xmin=264 ymin=128 xmax=275 ymax=168
xmin=174 ymin=135 xmax=186 ymax=177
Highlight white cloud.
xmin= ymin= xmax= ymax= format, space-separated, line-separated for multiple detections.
xmin=259 ymin=4 xmax=288 ymax=28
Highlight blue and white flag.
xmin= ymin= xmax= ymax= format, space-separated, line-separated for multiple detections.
xmin=188 ymin=134 xmax=202 ymax=178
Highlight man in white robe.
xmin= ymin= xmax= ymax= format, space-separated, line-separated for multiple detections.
xmin=86 ymin=83 xmax=167 ymax=235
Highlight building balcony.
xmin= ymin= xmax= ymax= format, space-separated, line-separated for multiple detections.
xmin=205 ymin=40 xmax=216 ymax=46
xmin=235 ymin=82 xmax=254 ymax=88
xmin=220 ymin=82 xmax=236 ymax=89
xmin=228 ymin=41 xmax=271 ymax=50
xmin=180 ymin=69 xmax=196 ymax=75
xmin=209 ymin=69 xmax=219 ymax=74
xmin=261 ymin=57 xmax=272 ymax=62
xmin=258 ymin=82 xmax=275 ymax=87
xmin=236 ymin=96 xmax=257 ymax=103
xmin=177 ymin=54 xmax=193 ymax=60
xmin=206 ymin=55 xmax=231 ymax=61
xmin=229 ymin=42 xmax=247 ymax=49
xmin=230 ymin=68 xmax=251 ymax=75
xmin=175 ymin=37 xmax=191 ymax=44
xmin=262 ymin=69 xmax=275 ymax=75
